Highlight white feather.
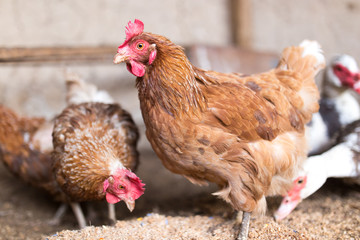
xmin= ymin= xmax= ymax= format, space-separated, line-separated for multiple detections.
xmin=300 ymin=40 xmax=325 ymax=68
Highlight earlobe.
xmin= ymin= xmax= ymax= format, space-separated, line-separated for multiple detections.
xmin=149 ymin=44 xmax=157 ymax=65
xmin=103 ymin=179 xmax=110 ymax=192
xmin=103 ymin=176 xmax=114 ymax=192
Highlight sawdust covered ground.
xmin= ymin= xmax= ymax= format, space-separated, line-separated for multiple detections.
xmin=0 ymin=149 xmax=359 ymax=240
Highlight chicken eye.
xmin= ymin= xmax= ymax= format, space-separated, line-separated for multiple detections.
xmin=137 ymin=43 xmax=144 ymax=50
xmin=118 ymin=185 xmax=124 ymax=189
xmin=297 ymin=179 xmax=303 ymax=184
xmin=334 ymin=65 xmax=342 ymax=72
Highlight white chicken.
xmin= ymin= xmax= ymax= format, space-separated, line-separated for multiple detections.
xmin=275 ymin=119 xmax=360 ymax=221
xmin=275 ymin=55 xmax=360 ymax=220
xmin=307 ymin=54 xmax=360 ymax=155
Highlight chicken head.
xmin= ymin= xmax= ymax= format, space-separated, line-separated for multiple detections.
xmin=114 ymin=19 xmax=157 ymax=77
xmin=103 ymin=168 xmax=145 ymax=212
xmin=326 ymin=54 xmax=360 ymax=91
xmin=274 ymin=155 xmax=328 ymax=221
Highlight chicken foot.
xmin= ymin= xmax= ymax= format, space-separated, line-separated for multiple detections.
xmin=237 ymin=211 xmax=251 ymax=240
xmin=70 ymin=202 xmax=86 ymax=229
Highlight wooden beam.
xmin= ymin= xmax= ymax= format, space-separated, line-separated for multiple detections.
xmin=0 ymin=46 xmax=117 ymax=63
xmin=231 ymin=0 xmax=253 ymax=49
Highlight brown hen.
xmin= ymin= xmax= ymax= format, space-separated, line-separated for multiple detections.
xmin=113 ymin=19 xmax=324 ymax=239
xmin=0 ymin=76 xmax=144 ymax=228
xmin=51 ymin=75 xmax=144 ymax=227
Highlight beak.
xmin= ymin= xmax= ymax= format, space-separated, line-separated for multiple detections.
xmin=274 ymin=196 xmax=301 ymax=221
xmin=113 ymin=53 xmax=129 ymax=64
xmin=353 ymin=79 xmax=360 ymax=94
xmin=124 ymin=199 xmax=135 ymax=212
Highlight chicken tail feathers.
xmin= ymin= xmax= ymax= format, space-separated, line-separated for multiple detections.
xmin=277 ymin=40 xmax=325 ymax=122
xmin=64 ymin=71 xmax=114 ymax=105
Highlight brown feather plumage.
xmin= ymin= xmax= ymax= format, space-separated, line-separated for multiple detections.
xmin=0 ymin=104 xmax=65 ymax=201
xmin=0 ymin=76 xmax=142 ymax=227
xmin=117 ymin=30 xmax=324 ymax=216
xmin=52 ymin=102 xmax=139 ymax=202
xmin=0 ymin=102 xmax=139 ymax=203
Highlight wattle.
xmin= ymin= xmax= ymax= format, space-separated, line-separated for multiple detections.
xmin=127 ymin=60 xmax=145 ymax=77
xmin=106 ymin=192 xmax=121 ymax=204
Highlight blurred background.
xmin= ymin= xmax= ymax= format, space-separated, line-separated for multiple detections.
xmin=0 ymin=1 xmax=360 ymax=237
xmin=1 ymin=0 xmax=359 ymax=147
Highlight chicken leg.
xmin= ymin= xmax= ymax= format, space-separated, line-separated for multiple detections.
xmin=237 ymin=211 xmax=251 ymax=240
xmin=49 ymin=203 xmax=68 ymax=225
xmin=108 ymin=203 xmax=116 ymax=224
xmin=70 ymin=202 xmax=86 ymax=228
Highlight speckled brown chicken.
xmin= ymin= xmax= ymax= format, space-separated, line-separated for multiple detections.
xmin=51 ymin=76 xmax=144 ymax=228
xmin=52 ymin=101 xmax=143 ymax=202
xmin=0 ymin=76 xmax=144 ymax=229
xmin=113 ymin=20 xmax=325 ymax=239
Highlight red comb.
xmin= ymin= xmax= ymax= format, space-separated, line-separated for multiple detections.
xmin=125 ymin=19 xmax=144 ymax=40
xmin=118 ymin=19 xmax=144 ymax=48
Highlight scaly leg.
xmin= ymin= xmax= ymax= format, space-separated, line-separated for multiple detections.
xmin=237 ymin=211 xmax=251 ymax=240
xmin=108 ymin=203 xmax=116 ymax=224
xmin=49 ymin=203 xmax=68 ymax=225
xmin=70 ymin=202 xmax=86 ymax=229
